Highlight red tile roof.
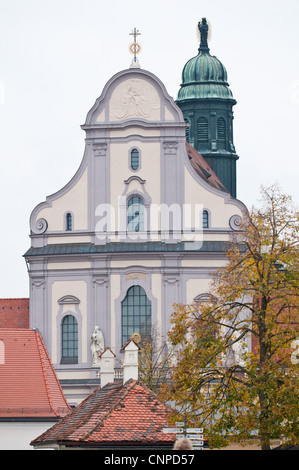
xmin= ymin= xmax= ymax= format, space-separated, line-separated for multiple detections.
xmin=31 ymin=379 xmax=176 ymax=448
xmin=0 ymin=298 xmax=29 ymax=329
xmin=0 ymin=328 xmax=71 ymax=418
xmin=186 ymin=142 xmax=227 ymax=192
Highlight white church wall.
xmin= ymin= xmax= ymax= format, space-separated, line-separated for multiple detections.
xmin=186 ymin=278 xmax=213 ymax=305
xmin=184 ymin=165 xmax=243 ymax=230
xmin=36 ymin=167 xmax=88 ymax=232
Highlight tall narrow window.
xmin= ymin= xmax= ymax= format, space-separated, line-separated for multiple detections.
xmin=127 ymin=196 xmax=144 ymax=232
xmin=197 ymin=117 xmax=208 ymax=142
xmin=121 ymin=285 xmax=151 ymax=346
xmin=217 ymin=118 xmax=226 ymax=141
xmin=66 ymin=212 xmax=72 ymax=231
xmin=130 ymin=149 xmax=140 ymax=170
xmin=203 ymin=210 xmax=209 ymax=228
xmin=61 ymin=315 xmax=78 ymax=364
xmin=184 ymin=119 xmax=190 ymax=143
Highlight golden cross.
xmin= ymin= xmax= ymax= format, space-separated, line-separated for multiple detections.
xmin=129 ymin=28 xmax=141 ymax=43
xmin=129 ymin=28 xmax=141 ymax=64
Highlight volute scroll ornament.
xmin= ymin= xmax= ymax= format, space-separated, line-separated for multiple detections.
xmin=229 ymin=214 xmax=242 ymax=231
xmin=32 ymin=218 xmax=48 ymax=234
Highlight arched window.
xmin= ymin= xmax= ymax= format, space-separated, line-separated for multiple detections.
xmin=130 ymin=149 xmax=140 ymax=170
xmin=127 ymin=196 xmax=144 ymax=232
xmin=194 ymin=293 xmax=217 ymax=305
xmin=197 ymin=117 xmax=208 ymax=142
xmin=61 ymin=315 xmax=78 ymax=364
xmin=203 ymin=210 xmax=209 ymax=228
xmin=121 ymin=285 xmax=151 ymax=346
xmin=217 ymin=118 xmax=226 ymax=141
xmin=184 ymin=119 xmax=190 ymax=143
xmin=66 ymin=212 xmax=72 ymax=231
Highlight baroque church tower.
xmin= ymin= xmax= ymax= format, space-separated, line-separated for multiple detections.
xmin=176 ymin=19 xmax=239 ymax=198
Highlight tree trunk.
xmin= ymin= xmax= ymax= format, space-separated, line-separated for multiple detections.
xmin=258 ymin=389 xmax=271 ymax=450
xmin=258 ymin=296 xmax=271 ymax=450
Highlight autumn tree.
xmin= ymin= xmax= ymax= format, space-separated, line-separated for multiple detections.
xmin=160 ymin=185 xmax=299 ymax=450
xmin=138 ymin=325 xmax=173 ymax=393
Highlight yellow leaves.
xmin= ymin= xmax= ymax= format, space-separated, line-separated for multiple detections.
xmin=161 ymin=185 xmax=299 ymax=448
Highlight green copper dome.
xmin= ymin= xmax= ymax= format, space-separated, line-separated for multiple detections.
xmin=177 ymin=19 xmax=235 ymax=102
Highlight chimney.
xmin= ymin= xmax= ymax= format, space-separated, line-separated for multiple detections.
xmin=100 ymin=348 xmax=116 ymax=388
xmin=122 ymin=340 xmax=140 ymax=384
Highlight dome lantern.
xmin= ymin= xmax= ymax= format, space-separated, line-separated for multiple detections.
xmin=177 ymin=19 xmax=235 ymax=102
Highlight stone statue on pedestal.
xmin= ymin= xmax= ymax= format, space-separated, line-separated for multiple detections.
xmin=90 ymin=326 xmax=104 ymax=367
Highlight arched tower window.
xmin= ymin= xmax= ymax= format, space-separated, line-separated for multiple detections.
xmin=61 ymin=315 xmax=78 ymax=364
xmin=127 ymin=196 xmax=144 ymax=232
xmin=197 ymin=117 xmax=208 ymax=142
xmin=184 ymin=119 xmax=190 ymax=142
xmin=130 ymin=149 xmax=140 ymax=170
xmin=121 ymin=285 xmax=151 ymax=346
xmin=217 ymin=117 xmax=226 ymax=141
xmin=203 ymin=210 xmax=209 ymax=228
xmin=66 ymin=212 xmax=73 ymax=231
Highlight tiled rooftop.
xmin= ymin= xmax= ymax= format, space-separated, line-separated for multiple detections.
xmin=0 ymin=328 xmax=71 ymax=418
xmin=31 ymin=379 xmax=176 ymax=448
xmin=0 ymin=298 xmax=29 ymax=329
xmin=186 ymin=141 xmax=227 ymax=192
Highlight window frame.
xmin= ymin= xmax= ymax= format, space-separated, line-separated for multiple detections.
xmin=128 ymin=147 xmax=141 ymax=172
xmin=184 ymin=118 xmax=190 ymax=143
xmin=127 ymin=195 xmax=145 ymax=232
xmin=203 ymin=209 xmax=209 ymax=228
xmin=61 ymin=314 xmax=78 ymax=364
xmin=130 ymin=148 xmax=140 ymax=171
xmin=121 ymin=285 xmax=152 ymax=346
xmin=65 ymin=211 xmax=73 ymax=231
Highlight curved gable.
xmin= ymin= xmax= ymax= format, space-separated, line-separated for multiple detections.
xmin=84 ymin=68 xmax=184 ymax=126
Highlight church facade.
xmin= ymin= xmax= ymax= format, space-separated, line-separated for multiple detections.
xmin=24 ymin=21 xmax=247 ymax=404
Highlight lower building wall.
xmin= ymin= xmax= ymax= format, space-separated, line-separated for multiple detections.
xmin=0 ymin=421 xmax=59 ymax=450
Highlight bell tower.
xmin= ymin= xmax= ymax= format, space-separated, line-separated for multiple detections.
xmin=176 ymin=18 xmax=239 ymax=198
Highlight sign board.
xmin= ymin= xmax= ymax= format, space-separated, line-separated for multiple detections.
xmin=192 ymin=441 xmax=204 ymax=447
xmin=175 ymin=422 xmax=184 ymax=427
xmin=187 ymin=434 xmax=204 ymax=440
xmin=186 ymin=428 xmax=203 ymax=433
xmin=162 ymin=428 xmax=183 ymax=434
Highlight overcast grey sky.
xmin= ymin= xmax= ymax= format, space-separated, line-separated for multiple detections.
xmin=0 ymin=0 xmax=299 ymax=297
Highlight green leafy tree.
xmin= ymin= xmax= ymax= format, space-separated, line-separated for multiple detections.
xmin=160 ymin=185 xmax=299 ymax=449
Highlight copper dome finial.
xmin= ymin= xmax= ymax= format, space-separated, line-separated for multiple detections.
xmin=198 ymin=18 xmax=210 ymax=53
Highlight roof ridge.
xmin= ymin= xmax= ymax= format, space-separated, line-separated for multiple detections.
xmin=132 ymin=379 xmax=174 ymax=411
xmin=85 ymin=380 xmax=173 ymax=442
xmin=83 ymin=379 xmax=168 ymax=440
xmin=35 ymin=331 xmax=59 ymax=417
xmin=35 ymin=331 xmax=71 ymax=416
xmin=38 ymin=333 xmax=70 ymax=409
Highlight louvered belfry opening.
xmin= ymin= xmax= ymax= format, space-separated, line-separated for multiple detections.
xmin=197 ymin=117 xmax=208 ymax=142
xmin=217 ymin=117 xmax=226 ymax=141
